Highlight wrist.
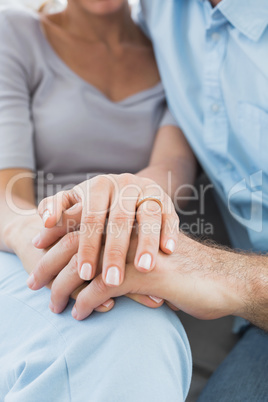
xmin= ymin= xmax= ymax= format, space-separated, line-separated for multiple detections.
xmin=157 ymin=233 xmax=245 ymax=320
xmin=3 ymin=213 xmax=41 ymax=254
xmin=204 ymin=245 xmax=245 ymax=317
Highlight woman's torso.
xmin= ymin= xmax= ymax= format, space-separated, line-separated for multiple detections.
xmin=0 ymin=9 xmax=174 ymax=200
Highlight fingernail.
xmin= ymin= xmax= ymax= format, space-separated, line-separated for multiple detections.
xmin=80 ymin=263 xmax=93 ymax=281
xmin=72 ymin=306 xmax=78 ymax=319
xmin=42 ymin=209 xmax=51 ymax=225
xmin=149 ymin=296 xmax=163 ymax=304
xmin=49 ymin=301 xmax=55 ymax=312
xmin=166 ymin=239 xmax=175 ymax=253
xmin=102 ymin=300 xmax=113 ymax=308
xmin=106 ymin=266 xmax=120 ymax=286
xmin=32 ymin=233 xmax=40 ymax=246
xmin=27 ymin=273 xmax=35 ymax=289
xmin=138 ymin=254 xmax=152 ymax=270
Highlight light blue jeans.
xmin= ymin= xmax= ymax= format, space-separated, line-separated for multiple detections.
xmin=0 ymin=252 xmax=192 ymax=402
xmin=198 ymin=325 xmax=268 ymax=402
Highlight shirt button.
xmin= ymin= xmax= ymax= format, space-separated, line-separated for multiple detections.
xmin=211 ymin=103 xmax=220 ymax=113
xmin=226 ymin=162 xmax=233 ymax=170
xmin=211 ymin=32 xmax=220 ymax=41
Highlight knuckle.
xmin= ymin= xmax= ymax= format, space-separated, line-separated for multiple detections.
xmin=119 ymin=173 xmax=134 ymax=186
xmin=76 ymin=281 xmax=106 ymax=312
xmin=107 ymin=245 xmax=126 ymax=261
xmin=92 ymin=277 xmax=108 ymax=296
xmin=141 ymin=210 xmax=162 ymax=225
xmin=75 ymin=295 xmax=88 ymax=313
xmin=111 ymin=211 xmax=128 ymax=224
xmin=68 ymin=254 xmax=79 ymax=275
xmin=82 ymin=214 xmax=104 ymax=226
xmin=60 ymin=190 xmax=71 ymax=206
xmin=35 ymin=258 xmax=47 ymax=280
xmin=38 ymin=196 xmax=53 ymax=213
xmin=139 ymin=201 xmax=162 ymax=216
xmin=142 ymin=236 xmax=160 ymax=251
xmin=51 ymin=281 xmax=66 ymax=302
xmin=73 ymin=185 xmax=84 ymax=201
xmin=93 ymin=175 xmax=109 ymax=189
xmin=61 ymin=231 xmax=79 ymax=250
xmin=141 ymin=177 xmax=154 ymax=187
xmin=69 ymin=188 xmax=81 ymax=203
xmin=80 ymin=241 xmax=99 ymax=256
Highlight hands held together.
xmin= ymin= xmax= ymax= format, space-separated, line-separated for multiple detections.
xmin=27 ymin=173 xmax=180 ymax=319
xmin=26 ymin=173 xmax=246 ymax=324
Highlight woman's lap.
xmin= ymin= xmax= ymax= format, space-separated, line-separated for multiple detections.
xmin=0 ymin=252 xmax=192 ymax=402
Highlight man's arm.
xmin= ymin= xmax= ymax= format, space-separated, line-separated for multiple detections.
xmin=199 ymin=242 xmax=268 ymax=331
xmin=70 ymin=231 xmax=268 ymax=331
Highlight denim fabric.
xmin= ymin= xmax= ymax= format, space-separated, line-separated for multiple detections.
xmin=198 ymin=326 xmax=268 ymax=402
xmin=0 ymin=252 xmax=192 ymax=402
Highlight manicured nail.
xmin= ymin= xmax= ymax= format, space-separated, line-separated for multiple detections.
xmin=138 ymin=254 xmax=152 ymax=270
xmin=102 ymin=300 xmax=113 ymax=308
xmin=166 ymin=239 xmax=175 ymax=253
xmin=32 ymin=233 xmax=40 ymax=246
xmin=72 ymin=306 xmax=78 ymax=319
xmin=42 ymin=209 xmax=51 ymax=225
xmin=49 ymin=301 xmax=55 ymax=312
xmin=80 ymin=263 xmax=93 ymax=281
xmin=106 ymin=266 xmax=120 ymax=286
xmin=27 ymin=273 xmax=35 ymax=289
xmin=149 ymin=296 xmax=163 ymax=304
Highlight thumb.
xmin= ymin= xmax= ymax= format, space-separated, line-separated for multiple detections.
xmin=38 ymin=189 xmax=80 ymax=228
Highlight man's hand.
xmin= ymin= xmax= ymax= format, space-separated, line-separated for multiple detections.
xmin=23 ymin=223 xmax=164 ymax=314
xmin=71 ymin=231 xmax=268 ymax=332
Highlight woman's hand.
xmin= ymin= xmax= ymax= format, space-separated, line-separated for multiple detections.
xmin=26 ymin=225 xmax=165 ymax=314
xmin=4 ymin=213 xmax=118 ymax=313
xmin=32 ymin=174 xmax=178 ymax=288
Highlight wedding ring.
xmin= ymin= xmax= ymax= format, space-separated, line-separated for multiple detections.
xmin=136 ymin=196 xmax=163 ymax=211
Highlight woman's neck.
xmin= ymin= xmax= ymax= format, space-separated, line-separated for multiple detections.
xmin=57 ymin=2 xmax=136 ymax=48
xmin=210 ymin=0 xmax=222 ymax=6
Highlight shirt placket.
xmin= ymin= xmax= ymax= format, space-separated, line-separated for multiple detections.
xmin=203 ymin=9 xmax=229 ymax=156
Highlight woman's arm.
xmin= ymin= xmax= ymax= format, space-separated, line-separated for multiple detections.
xmin=137 ymin=124 xmax=197 ymax=203
xmin=0 ymin=13 xmax=39 ymax=257
xmin=0 ymin=168 xmax=38 ymax=256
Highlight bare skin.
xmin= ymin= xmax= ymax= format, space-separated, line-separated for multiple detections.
xmin=210 ymin=0 xmax=222 ymax=6
xmin=18 ymin=218 xmax=268 ymax=332
xmin=1 ymin=0 xmax=196 ymax=310
xmin=23 ymin=0 xmax=268 ymax=333
xmin=41 ymin=1 xmax=161 ymax=102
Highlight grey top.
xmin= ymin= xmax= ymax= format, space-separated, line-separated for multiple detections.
xmin=0 ymin=8 xmax=178 ymax=198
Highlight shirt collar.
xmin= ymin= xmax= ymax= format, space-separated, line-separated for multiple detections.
xmin=217 ymin=0 xmax=268 ymax=41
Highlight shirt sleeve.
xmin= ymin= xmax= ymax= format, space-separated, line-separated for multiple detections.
xmin=158 ymin=106 xmax=179 ymax=128
xmin=0 ymin=11 xmax=35 ymax=171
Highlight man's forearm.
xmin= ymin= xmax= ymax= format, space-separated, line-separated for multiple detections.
xmin=196 ymin=241 xmax=268 ymax=331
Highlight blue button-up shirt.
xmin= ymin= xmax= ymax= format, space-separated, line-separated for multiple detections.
xmin=136 ymin=0 xmax=268 ymax=253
